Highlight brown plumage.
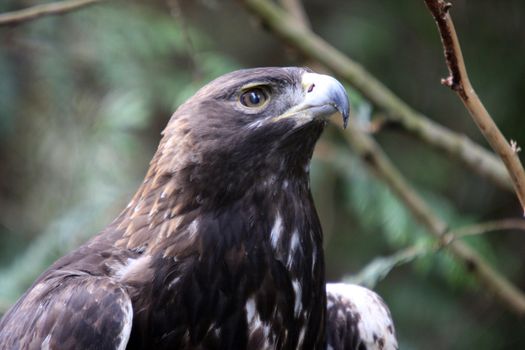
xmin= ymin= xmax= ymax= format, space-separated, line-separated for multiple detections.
xmin=0 ymin=67 xmax=350 ymax=349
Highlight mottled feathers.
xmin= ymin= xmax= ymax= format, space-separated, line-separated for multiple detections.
xmin=0 ymin=270 xmax=132 ymax=350
xmin=325 ymin=284 xmax=398 ymax=350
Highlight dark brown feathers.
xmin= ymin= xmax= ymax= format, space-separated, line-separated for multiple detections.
xmin=0 ymin=271 xmax=132 ymax=350
xmin=0 ymin=67 xmax=351 ymax=350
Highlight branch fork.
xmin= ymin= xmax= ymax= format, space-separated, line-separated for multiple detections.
xmin=425 ymin=0 xmax=525 ymax=215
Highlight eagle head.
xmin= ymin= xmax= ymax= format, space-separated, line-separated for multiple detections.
xmin=152 ymin=67 xmax=349 ymax=207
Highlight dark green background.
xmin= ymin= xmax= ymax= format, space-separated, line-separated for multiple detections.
xmin=1 ymin=1 xmax=524 ymax=348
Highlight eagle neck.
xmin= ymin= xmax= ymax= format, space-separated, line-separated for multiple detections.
xmin=111 ymin=131 xmax=327 ymax=348
xmin=113 ymin=121 xmax=325 ymax=260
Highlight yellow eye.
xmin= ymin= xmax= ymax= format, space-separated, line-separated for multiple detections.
xmin=240 ymin=88 xmax=268 ymax=108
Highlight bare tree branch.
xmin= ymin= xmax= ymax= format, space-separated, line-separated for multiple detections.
xmin=241 ymin=0 xmax=513 ymax=193
xmin=279 ymin=0 xmax=310 ymax=30
xmin=344 ymin=125 xmax=525 ymax=315
xmin=424 ymin=0 xmax=525 ymax=215
xmin=241 ymin=0 xmax=525 ymax=316
xmin=0 ymin=0 xmax=103 ymax=27
xmin=446 ymin=218 xmax=525 ymax=242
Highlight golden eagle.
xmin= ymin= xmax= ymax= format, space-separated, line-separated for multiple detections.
xmin=0 ymin=67 xmax=396 ymax=350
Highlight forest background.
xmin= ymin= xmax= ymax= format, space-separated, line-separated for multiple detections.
xmin=1 ymin=0 xmax=525 ymax=348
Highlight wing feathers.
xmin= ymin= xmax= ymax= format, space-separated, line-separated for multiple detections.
xmin=0 ymin=273 xmax=133 ymax=350
xmin=325 ymin=283 xmax=398 ymax=350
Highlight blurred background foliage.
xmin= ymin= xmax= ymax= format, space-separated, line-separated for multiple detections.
xmin=0 ymin=0 xmax=524 ymax=348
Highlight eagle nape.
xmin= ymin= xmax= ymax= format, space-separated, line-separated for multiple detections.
xmin=0 ymin=67 xmax=396 ymax=350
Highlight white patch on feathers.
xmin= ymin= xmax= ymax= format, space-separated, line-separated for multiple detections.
xmin=287 ymin=230 xmax=300 ymax=268
xmin=168 ymin=277 xmax=181 ymax=290
xmin=114 ymin=255 xmax=151 ymax=282
xmin=117 ymin=295 xmax=133 ymax=350
xmin=245 ymin=297 xmax=272 ymax=348
xmin=245 ymin=298 xmax=256 ymax=323
xmin=187 ymin=219 xmax=199 ymax=240
xmin=213 ymin=327 xmax=221 ymax=337
xmin=290 ymin=230 xmax=299 ymax=251
xmin=41 ymin=334 xmax=51 ymax=350
xmin=297 ymin=326 xmax=307 ymax=348
xmin=292 ymin=279 xmax=302 ymax=317
xmin=326 ymin=283 xmax=398 ymax=350
xmin=247 ymin=119 xmax=265 ymax=129
xmin=270 ymin=214 xmax=283 ymax=249
xmin=311 ymin=245 xmax=317 ymax=274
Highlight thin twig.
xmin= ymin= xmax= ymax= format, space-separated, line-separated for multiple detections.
xmin=445 ymin=218 xmax=525 ymax=243
xmin=241 ymin=0 xmax=513 ymax=192
xmin=0 ymin=0 xmax=103 ymax=26
xmin=424 ymin=0 xmax=525 ymax=215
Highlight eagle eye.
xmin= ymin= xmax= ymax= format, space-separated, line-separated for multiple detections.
xmin=240 ymin=88 xmax=268 ymax=108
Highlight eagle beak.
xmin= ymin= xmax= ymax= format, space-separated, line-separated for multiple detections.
xmin=300 ymin=72 xmax=350 ymax=128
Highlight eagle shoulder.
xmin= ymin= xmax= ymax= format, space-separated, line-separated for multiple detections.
xmin=0 ymin=270 xmax=133 ymax=350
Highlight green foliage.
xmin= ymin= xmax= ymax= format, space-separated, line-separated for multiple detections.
xmin=343 ymin=243 xmax=428 ymax=288
xmin=1 ymin=1 xmax=524 ymax=348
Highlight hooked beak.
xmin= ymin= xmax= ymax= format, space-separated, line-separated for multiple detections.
xmin=270 ymin=71 xmax=350 ymax=128
xmin=299 ymin=72 xmax=350 ymax=128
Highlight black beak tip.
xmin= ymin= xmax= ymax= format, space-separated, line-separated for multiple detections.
xmin=334 ymin=82 xmax=350 ymax=129
xmin=334 ymin=88 xmax=350 ymax=129
xmin=342 ymin=110 xmax=349 ymax=129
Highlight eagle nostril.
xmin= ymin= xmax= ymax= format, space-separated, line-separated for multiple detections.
xmin=307 ymin=83 xmax=315 ymax=93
